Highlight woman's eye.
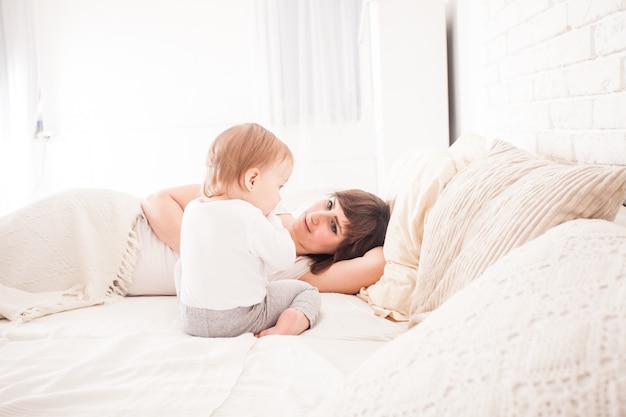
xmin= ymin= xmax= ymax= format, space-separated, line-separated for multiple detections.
xmin=330 ymin=221 xmax=337 ymax=234
xmin=326 ymin=199 xmax=333 ymax=210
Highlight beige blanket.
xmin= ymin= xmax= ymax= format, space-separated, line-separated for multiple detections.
xmin=0 ymin=189 xmax=143 ymax=322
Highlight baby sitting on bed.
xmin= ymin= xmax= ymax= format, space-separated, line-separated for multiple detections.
xmin=175 ymin=123 xmax=321 ymax=338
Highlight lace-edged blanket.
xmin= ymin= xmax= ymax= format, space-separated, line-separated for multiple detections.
xmin=0 ymin=189 xmax=143 ymax=322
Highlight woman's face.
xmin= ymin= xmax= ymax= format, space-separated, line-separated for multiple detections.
xmin=290 ymin=196 xmax=349 ymax=255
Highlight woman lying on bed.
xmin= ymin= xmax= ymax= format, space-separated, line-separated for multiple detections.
xmin=129 ymin=184 xmax=391 ymax=296
xmin=0 ymin=184 xmax=389 ymax=321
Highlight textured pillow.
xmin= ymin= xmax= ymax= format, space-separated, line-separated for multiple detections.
xmin=311 ymin=219 xmax=626 ymax=417
xmin=409 ymin=139 xmax=626 ymax=326
xmin=357 ymin=134 xmax=487 ymax=320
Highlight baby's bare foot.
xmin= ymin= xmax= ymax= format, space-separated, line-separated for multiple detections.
xmin=255 ymin=308 xmax=310 ymax=337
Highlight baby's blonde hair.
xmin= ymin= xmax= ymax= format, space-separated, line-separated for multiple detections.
xmin=202 ymin=123 xmax=293 ymax=198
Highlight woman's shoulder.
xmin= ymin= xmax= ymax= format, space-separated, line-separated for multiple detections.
xmin=273 ymin=202 xmax=293 ymax=215
xmin=268 ymin=255 xmax=312 ymax=281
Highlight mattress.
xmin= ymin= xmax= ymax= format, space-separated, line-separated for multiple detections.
xmin=0 ymin=293 xmax=406 ymax=417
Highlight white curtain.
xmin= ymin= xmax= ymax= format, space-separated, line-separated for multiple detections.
xmin=0 ymin=0 xmax=43 ymax=215
xmin=0 ymin=0 xmax=41 ymax=140
xmin=254 ymin=0 xmax=363 ymax=126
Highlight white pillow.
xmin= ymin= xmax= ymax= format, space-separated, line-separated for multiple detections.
xmin=410 ymin=139 xmax=626 ymax=325
xmin=357 ymin=134 xmax=487 ymax=320
xmin=312 ymin=219 xmax=626 ymax=417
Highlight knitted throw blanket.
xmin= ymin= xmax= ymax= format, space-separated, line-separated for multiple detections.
xmin=0 ymin=189 xmax=143 ymax=322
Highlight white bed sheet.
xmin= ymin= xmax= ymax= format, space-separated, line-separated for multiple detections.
xmin=0 ymin=293 xmax=405 ymax=417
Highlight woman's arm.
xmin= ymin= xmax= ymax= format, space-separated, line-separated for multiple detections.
xmin=141 ymin=184 xmax=201 ymax=253
xmin=299 ymin=246 xmax=385 ymax=294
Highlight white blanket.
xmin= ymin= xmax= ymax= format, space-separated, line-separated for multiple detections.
xmin=0 ymin=189 xmax=143 ymax=321
xmin=0 ymin=294 xmax=406 ymax=417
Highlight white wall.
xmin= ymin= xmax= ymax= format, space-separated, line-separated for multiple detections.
xmin=11 ymin=0 xmax=626 ymax=217
xmin=31 ymin=0 xmax=255 ymax=201
xmin=448 ymin=0 xmax=626 ymax=164
xmin=1 ymin=0 xmax=396 ymax=215
xmin=1 ymin=0 xmax=452 ymax=215
xmin=36 ymin=0 xmax=257 ymax=133
xmin=363 ymin=0 xmax=450 ymax=186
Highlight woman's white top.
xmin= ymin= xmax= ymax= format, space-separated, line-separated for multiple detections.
xmin=176 ymin=198 xmax=296 ymax=310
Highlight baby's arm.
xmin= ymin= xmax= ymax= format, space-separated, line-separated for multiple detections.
xmin=254 ymin=212 xmax=296 ymax=272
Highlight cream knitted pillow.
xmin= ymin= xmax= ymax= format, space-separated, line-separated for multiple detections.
xmin=409 ymin=139 xmax=626 ymax=326
xmin=311 ymin=219 xmax=626 ymax=417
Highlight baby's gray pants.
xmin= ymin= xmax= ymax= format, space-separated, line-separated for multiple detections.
xmin=179 ymin=280 xmax=321 ymax=337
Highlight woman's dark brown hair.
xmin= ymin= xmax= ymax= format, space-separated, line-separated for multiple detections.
xmin=308 ymin=189 xmax=391 ymax=274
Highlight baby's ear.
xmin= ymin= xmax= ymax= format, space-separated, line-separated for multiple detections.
xmin=244 ymin=168 xmax=260 ymax=191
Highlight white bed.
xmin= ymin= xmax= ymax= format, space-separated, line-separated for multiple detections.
xmin=2 ymin=135 xmax=626 ymax=417
xmin=0 ymin=293 xmax=405 ymax=416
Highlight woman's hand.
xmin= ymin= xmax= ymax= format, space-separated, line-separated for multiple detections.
xmin=299 ymin=246 xmax=385 ymax=294
xmin=141 ymin=184 xmax=201 ymax=253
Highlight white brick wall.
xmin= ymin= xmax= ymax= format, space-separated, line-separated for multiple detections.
xmin=455 ymin=0 xmax=626 ymax=164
